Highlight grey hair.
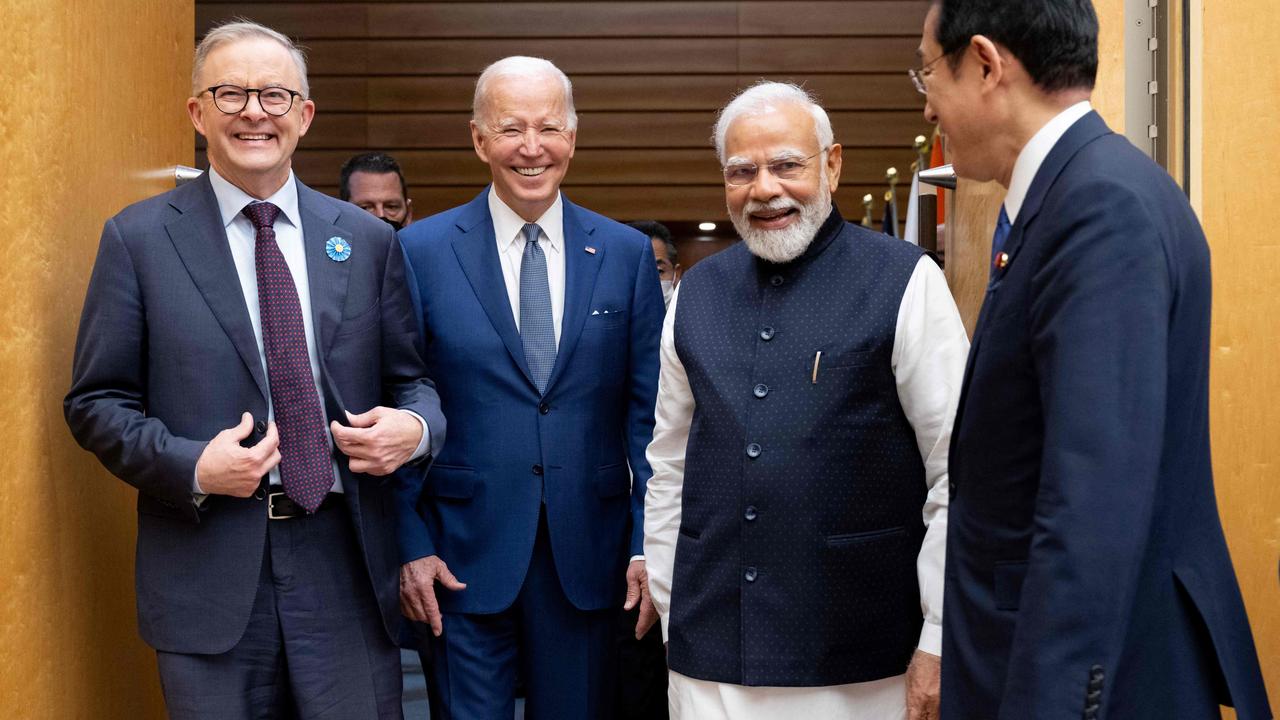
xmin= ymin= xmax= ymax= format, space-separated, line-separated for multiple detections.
xmin=713 ymin=81 xmax=834 ymax=163
xmin=472 ymin=56 xmax=578 ymax=131
xmin=193 ymin=20 xmax=309 ymax=98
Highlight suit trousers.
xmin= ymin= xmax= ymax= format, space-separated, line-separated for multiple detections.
xmin=156 ymin=500 xmax=402 ymax=720
xmin=421 ymin=508 xmax=617 ymax=720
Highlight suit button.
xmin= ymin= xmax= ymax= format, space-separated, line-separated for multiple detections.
xmin=253 ymin=488 xmax=266 ymax=500
xmin=753 ymin=384 xmax=769 ymax=399
xmin=254 ymin=419 xmax=267 ymax=434
xmin=759 ymin=327 xmax=775 ymax=341
xmin=745 ymin=443 xmax=762 ymax=459
xmin=744 ymin=567 xmax=758 ymax=582
xmin=539 ymin=402 xmax=550 ymax=415
xmin=770 ymin=275 xmax=784 ymax=287
xmin=532 ymin=464 xmax=544 ymax=476
xmin=744 ymin=506 xmax=758 ymax=521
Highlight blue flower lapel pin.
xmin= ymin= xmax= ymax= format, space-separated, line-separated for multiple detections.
xmin=326 ymin=236 xmax=352 ymax=262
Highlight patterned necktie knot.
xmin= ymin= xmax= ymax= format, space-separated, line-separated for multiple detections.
xmin=243 ymin=201 xmax=282 ymax=231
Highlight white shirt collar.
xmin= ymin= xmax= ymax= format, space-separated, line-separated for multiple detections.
xmin=1004 ymin=101 xmax=1092 ymax=223
xmin=488 ymin=186 xmax=564 ymax=254
xmin=207 ymin=166 xmax=301 ymax=230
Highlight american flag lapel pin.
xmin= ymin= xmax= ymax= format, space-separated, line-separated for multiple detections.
xmin=585 ymin=246 xmax=597 ymax=254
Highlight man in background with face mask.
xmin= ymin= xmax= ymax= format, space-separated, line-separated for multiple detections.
xmin=644 ymin=81 xmax=969 ymax=720
xmin=629 ymin=220 xmax=681 ymax=309
xmin=340 ymin=151 xmax=415 ymax=231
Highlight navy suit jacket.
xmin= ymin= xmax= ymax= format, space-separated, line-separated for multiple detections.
xmin=64 ymin=173 xmax=445 ymax=654
xmin=941 ymin=111 xmax=1271 ymax=719
xmin=398 ymin=188 xmax=663 ymax=614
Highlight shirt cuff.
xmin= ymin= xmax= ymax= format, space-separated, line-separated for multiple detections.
xmin=192 ymin=469 xmax=208 ymax=507
xmin=629 ymin=555 xmax=645 ymax=563
xmin=403 ymin=410 xmax=431 ymax=460
xmin=918 ymin=619 xmax=943 ymax=656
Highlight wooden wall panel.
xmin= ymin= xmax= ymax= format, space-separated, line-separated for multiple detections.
xmin=0 ymin=1 xmax=192 ymax=717
xmin=1200 ymin=0 xmax=1280 ymax=711
xmin=196 ymin=1 xmax=931 ymax=229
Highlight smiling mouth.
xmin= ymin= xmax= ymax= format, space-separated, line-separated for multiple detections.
xmin=514 ymin=166 xmax=548 ymax=177
xmin=751 ymin=208 xmax=798 ymax=222
xmin=235 ymin=133 xmax=274 ymax=142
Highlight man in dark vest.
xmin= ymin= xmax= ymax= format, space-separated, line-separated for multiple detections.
xmin=644 ymin=82 xmax=969 ymax=720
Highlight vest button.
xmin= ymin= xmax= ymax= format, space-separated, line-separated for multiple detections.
xmin=539 ymin=402 xmax=550 ymax=415
xmin=744 ymin=567 xmax=758 ymax=582
xmin=254 ymin=419 xmax=267 ymax=434
xmin=746 ymin=443 xmax=762 ymax=459
xmin=759 ymin=327 xmax=775 ymax=341
xmin=744 ymin=506 xmax=758 ymax=521
xmin=770 ymin=275 xmax=784 ymax=287
xmin=753 ymin=383 xmax=769 ymax=398
xmin=532 ymin=464 xmax=544 ymax=476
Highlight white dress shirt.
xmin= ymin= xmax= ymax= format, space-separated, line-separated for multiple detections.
xmin=644 ymin=256 xmax=969 ymax=718
xmin=194 ymin=167 xmax=428 ymax=495
xmin=1005 ymin=101 xmax=1093 ymax=222
xmin=488 ymin=188 xmax=566 ymax=346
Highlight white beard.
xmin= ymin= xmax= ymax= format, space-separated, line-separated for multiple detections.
xmin=730 ymin=182 xmax=833 ymax=264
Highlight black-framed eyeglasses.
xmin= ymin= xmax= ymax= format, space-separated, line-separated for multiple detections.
xmin=908 ymin=52 xmax=952 ymax=95
xmin=723 ymin=149 xmax=826 ymax=187
xmin=203 ymin=84 xmax=303 ymax=116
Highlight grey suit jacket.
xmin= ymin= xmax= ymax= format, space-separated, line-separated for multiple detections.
xmin=65 ymin=173 xmax=444 ymax=654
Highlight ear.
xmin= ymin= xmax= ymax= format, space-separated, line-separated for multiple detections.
xmin=825 ymin=143 xmax=843 ymax=193
xmin=565 ymin=127 xmax=577 ymax=160
xmin=969 ymin=34 xmax=1006 ymax=91
xmin=297 ymin=98 xmax=316 ymax=136
xmin=470 ymin=120 xmax=489 ymax=163
xmin=404 ymin=198 xmax=415 ymax=225
xmin=187 ymin=96 xmax=206 ymax=136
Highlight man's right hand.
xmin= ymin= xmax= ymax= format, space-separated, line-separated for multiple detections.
xmin=401 ymin=555 xmax=467 ymax=637
xmin=195 ymin=412 xmax=281 ymax=496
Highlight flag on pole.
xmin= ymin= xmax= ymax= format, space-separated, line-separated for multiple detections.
xmin=881 ymin=190 xmax=899 ymax=238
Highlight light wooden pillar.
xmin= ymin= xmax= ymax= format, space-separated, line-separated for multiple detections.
xmin=0 ymin=1 xmax=193 ymax=716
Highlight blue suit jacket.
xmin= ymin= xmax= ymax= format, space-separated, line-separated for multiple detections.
xmin=398 ymin=189 xmax=663 ymax=614
xmin=941 ymin=111 xmax=1271 ymax=719
xmin=64 ymin=173 xmax=445 ymax=653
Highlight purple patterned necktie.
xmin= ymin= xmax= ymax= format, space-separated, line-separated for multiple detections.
xmin=243 ymin=201 xmax=332 ymax=513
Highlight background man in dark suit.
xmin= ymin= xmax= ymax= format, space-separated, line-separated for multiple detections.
xmin=916 ymin=2 xmax=1271 ymax=718
xmin=340 ymin=151 xmax=415 ymax=231
xmin=396 ymin=56 xmax=665 ymax=718
xmin=64 ymin=21 xmax=443 ymax=719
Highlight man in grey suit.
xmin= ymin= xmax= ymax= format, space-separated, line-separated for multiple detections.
xmin=64 ymin=21 xmax=443 ymax=719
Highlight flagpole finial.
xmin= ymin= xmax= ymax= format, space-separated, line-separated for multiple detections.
xmin=913 ymin=135 xmax=930 ymax=172
xmin=861 ymin=193 xmax=874 ymax=227
xmin=886 ymin=167 xmax=899 ymax=188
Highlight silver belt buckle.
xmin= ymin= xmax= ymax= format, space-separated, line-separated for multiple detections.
xmin=267 ymin=491 xmax=291 ymax=520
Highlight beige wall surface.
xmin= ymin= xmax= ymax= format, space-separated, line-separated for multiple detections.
xmin=1200 ymin=0 xmax=1280 ymax=712
xmin=0 ymin=0 xmax=192 ymax=717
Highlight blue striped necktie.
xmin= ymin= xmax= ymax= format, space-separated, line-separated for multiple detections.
xmin=519 ymin=223 xmax=556 ymax=393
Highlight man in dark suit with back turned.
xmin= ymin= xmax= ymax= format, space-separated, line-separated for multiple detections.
xmin=64 ymin=21 xmax=443 ymax=719
xmin=396 ymin=56 xmax=664 ymax=718
xmin=916 ymin=2 xmax=1271 ymax=718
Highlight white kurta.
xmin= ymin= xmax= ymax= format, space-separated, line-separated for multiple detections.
xmin=644 ymin=255 xmax=970 ymax=719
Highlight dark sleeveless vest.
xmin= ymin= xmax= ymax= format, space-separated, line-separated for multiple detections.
xmin=667 ymin=208 xmax=928 ymax=687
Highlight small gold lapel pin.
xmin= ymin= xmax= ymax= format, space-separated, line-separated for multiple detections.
xmin=994 ymin=252 xmax=1010 ymax=270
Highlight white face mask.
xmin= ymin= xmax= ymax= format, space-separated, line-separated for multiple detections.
xmin=660 ymin=280 xmax=674 ymax=307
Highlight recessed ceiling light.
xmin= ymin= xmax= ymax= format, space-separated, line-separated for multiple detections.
xmin=698 ymin=222 xmax=717 ymax=232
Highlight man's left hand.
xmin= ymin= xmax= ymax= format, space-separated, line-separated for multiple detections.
xmin=331 ymin=407 xmax=422 ymax=475
xmin=905 ymin=648 xmax=941 ymax=720
xmin=624 ymin=559 xmax=658 ymax=640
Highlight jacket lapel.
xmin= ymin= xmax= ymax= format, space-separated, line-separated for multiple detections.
xmin=450 ymin=189 xmax=537 ymax=388
xmin=297 ymin=182 xmax=352 ymax=358
xmin=544 ymin=197 xmax=603 ymax=394
xmin=165 ymin=174 xmax=269 ymax=401
xmin=952 ymin=111 xmax=1113 ymax=446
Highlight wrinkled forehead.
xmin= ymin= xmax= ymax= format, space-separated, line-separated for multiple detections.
xmin=480 ymin=74 xmax=569 ymax=125
xmin=724 ymin=106 xmax=820 ymax=162
xmin=200 ymin=37 xmax=301 ymax=87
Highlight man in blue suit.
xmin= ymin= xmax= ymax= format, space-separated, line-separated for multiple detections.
xmin=397 ymin=56 xmax=665 ymax=718
xmin=916 ymin=1 xmax=1271 ymax=718
xmin=64 ymin=21 xmax=443 ymax=718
